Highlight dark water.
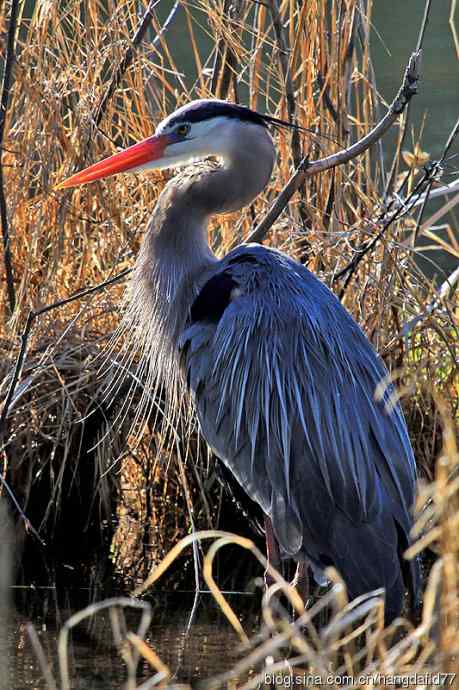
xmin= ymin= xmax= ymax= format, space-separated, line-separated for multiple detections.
xmin=8 ymin=590 xmax=257 ymax=689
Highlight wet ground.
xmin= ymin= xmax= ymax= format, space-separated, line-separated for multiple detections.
xmin=8 ymin=589 xmax=259 ymax=689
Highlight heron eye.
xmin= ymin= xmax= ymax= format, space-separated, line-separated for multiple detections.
xmin=176 ymin=124 xmax=190 ymax=137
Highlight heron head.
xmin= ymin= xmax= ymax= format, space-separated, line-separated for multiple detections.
xmin=56 ymin=99 xmax=276 ymax=189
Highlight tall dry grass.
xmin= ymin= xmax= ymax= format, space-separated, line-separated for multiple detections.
xmin=0 ymin=0 xmax=458 ymax=684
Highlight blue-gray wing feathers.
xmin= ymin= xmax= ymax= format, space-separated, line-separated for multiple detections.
xmin=179 ymin=244 xmax=419 ymax=618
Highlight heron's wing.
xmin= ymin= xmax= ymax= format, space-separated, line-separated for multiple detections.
xmin=179 ymin=244 xmax=417 ymax=583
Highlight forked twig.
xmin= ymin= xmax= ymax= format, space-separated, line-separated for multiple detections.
xmin=412 ymin=113 xmax=459 ymax=244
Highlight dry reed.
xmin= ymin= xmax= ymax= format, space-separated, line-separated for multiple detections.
xmin=0 ymin=0 xmax=458 ymax=685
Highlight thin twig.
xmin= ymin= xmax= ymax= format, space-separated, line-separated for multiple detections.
xmin=144 ymin=1 xmax=181 ymax=102
xmin=335 ymin=166 xmax=436 ymax=298
xmin=0 ymin=0 xmax=20 ymax=315
xmin=210 ymin=0 xmax=228 ymax=94
xmin=211 ymin=0 xmax=244 ymax=99
xmin=0 ymin=311 xmax=34 ymax=433
xmin=0 ymin=450 xmax=44 ymax=544
xmin=395 ymin=176 xmax=459 ymax=210
xmin=245 ymin=51 xmax=422 ymax=245
xmin=412 ymin=114 xmax=459 ymax=244
xmin=384 ymin=0 xmax=432 ymax=198
xmin=94 ymin=0 xmax=164 ymax=127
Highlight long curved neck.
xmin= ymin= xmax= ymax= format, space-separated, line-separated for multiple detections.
xmin=132 ymin=123 xmax=276 ymax=343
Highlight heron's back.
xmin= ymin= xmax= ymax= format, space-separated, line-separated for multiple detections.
xmin=179 ymin=244 xmax=420 ymax=620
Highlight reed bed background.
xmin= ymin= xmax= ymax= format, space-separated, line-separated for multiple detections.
xmin=0 ymin=0 xmax=458 ymax=686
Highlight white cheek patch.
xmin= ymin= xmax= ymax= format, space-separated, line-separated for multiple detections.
xmin=157 ymin=117 xmax=235 ymax=160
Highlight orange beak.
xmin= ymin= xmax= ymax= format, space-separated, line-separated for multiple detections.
xmin=55 ymin=133 xmax=171 ymax=189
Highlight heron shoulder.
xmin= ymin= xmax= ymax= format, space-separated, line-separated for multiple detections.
xmin=190 ymin=243 xmax=355 ymax=333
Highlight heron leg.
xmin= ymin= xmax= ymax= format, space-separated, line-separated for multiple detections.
xmin=264 ymin=516 xmax=281 ymax=587
xmin=291 ymin=560 xmax=310 ymax=602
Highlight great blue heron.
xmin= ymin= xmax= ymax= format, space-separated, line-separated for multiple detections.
xmin=59 ymin=99 xmax=420 ymax=623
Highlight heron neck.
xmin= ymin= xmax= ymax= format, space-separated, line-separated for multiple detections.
xmin=131 ymin=209 xmax=213 ymax=347
xmin=132 ymin=125 xmax=275 ymax=341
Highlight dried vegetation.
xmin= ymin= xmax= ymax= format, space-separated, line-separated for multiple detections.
xmin=0 ymin=0 xmax=458 ymax=686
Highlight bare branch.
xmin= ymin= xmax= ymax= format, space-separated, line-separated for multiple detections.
xmin=334 ymin=167 xmax=435 ymax=298
xmin=0 ymin=0 xmax=20 ymax=316
xmin=384 ymin=0 xmax=432 ymax=197
xmin=307 ymin=51 xmax=422 ymax=174
xmin=411 ymin=113 xmax=459 ymax=244
xmin=245 ymin=157 xmax=310 ymax=244
xmin=245 ymin=50 xmax=422 ymax=245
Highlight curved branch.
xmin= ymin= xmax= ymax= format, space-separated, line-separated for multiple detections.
xmin=245 ymin=50 xmax=422 ymax=245
xmin=384 ymin=0 xmax=432 ymax=197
